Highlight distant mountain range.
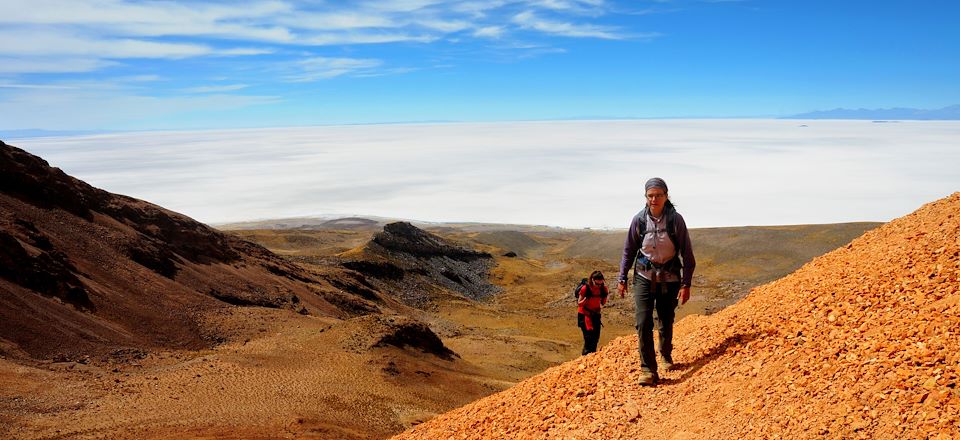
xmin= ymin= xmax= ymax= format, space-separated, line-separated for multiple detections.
xmin=785 ymin=104 xmax=960 ymax=120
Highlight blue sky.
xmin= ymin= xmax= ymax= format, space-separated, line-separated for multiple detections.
xmin=1 ymin=0 xmax=959 ymax=131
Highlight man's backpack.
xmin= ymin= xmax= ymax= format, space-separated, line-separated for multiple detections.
xmin=637 ymin=205 xmax=679 ymax=250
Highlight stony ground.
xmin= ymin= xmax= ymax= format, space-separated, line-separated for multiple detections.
xmin=393 ymin=193 xmax=960 ymax=439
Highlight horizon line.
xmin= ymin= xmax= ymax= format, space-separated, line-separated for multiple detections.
xmin=8 ymin=114 xmax=960 ymax=140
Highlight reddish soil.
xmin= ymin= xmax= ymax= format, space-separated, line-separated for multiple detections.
xmin=394 ymin=193 xmax=960 ymax=439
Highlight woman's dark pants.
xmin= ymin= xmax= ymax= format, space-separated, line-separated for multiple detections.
xmin=578 ymin=312 xmax=602 ymax=355
xmin=634 ymin=277 xmax=680 ymax=374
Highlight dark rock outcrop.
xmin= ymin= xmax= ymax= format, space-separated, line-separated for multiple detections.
xmin=340 ymin=314 xmax=456 ymax=360
xmin=344 ymin=222 xmax=499 ymax=307
xmin=0 ymin=228 xmax=93 ymax=311
xmin=373 ymin=222 xmax=491 ymax=262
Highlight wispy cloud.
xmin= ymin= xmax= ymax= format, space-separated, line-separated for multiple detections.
xmin=183 ymin=84 xmax=250 ymax=94
xmin=0 ymin=30 xmax=211 ymax=59
xmin=0 ymin=83 xmax=78 ymax=89
xmin=275 ymin=11 xmax=396 ymax=31
xmin=217 ymin=47 xmax=275 ymax=56
xmin=302 ymin=32 xmax=439 ymax=45
xmin=354 ymin=67 xmax=421 ymax=78
xmin=0 ymin=0 xmax=633 ymax=75
xmin=288 ymin=57 xmax=385 ymax=82
xmin=0 ymin=57 xmax=115 ymax=73
xmin=528 ymin=0 xmax=608 ymax=16
xmin=473 ymin=26 xmax=507 ymax=38
xmin=512 ymin=10 xmax=623 ymax=39
xmin=0 ymin=0 xmax=648 ymax=128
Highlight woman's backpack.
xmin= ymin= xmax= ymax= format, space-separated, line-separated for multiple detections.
xmin=573 ymin=278 xmax=589 ymax=299
xmin=574 ymin=279 xmax=608 ymax=299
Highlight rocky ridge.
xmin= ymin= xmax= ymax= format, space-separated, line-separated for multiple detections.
xmin=394 ymin=193 xmax=960 ymax=439
xmin=343 ymin=221 xmax=499 ymax=307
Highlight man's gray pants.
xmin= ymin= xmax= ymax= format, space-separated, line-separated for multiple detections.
xmin=634 ymin=277 xmax=680 ymax=374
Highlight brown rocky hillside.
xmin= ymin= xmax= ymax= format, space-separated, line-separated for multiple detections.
xmin=0 ymin=141 xmax=507 ymax=439
xmin=0 ymin=140 xmax=402 ymax=361
xmin=394 ymin=193 xmax=960 ymax=439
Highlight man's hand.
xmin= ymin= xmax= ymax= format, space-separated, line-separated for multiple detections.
xmin=617 ymin=281 xmax=627 ymax=298
xmin=678 ymin=286 xmax=691 ymax=305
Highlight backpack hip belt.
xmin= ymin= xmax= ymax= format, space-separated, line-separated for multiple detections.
xmin=636 ymin=255 xmax=680 ymax=272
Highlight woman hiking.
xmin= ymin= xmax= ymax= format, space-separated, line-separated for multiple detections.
xmin=617 ymin=177 xmax=696 ymax=386
xmin=577 ymin=270 xmax=608 ymax=355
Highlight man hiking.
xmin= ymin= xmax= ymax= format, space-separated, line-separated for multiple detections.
xmin=617 ymin=177 xmax=696 ymax=386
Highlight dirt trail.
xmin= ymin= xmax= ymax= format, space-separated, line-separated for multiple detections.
xmin=393 ymin=193 xmax=960 ymax=439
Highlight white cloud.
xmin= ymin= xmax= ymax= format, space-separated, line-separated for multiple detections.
xmin=0 ymin=1 xmax=626 ymax=51
xmin=0 ymin=0 xmax=638 ymax=86
xmin=512 ymin=10 xmax=623 ymax=39
xmin=473 ymin=26 xmax=506 ymax=38
xmin=414 ymin=18 xmax=472 ymax=32
xmin=0 ymin=83 xmax=78 ymax=89
xmin=0 ymin=0 xmax=295 ymax=41
xmin=353 ymin=67 xmax=420 ymax=78
xmin=110 ymin=21 xmax=297 ymax=43
xmin=0 ymin=30 xmax=211 ymax=58
xmin=451 ymin=1 xmax=510 ymax=17
xmin=183 ymin=84 xmax=250 ymax=93
xmin=528 ymin=0 xmax=607 ymax=15
xmin=302 ymin=32 xmax=439 ymax=45
xmin=0 ymin=0 xmax=286 ymax=24
xmin=217 ymin=47 xmax=275 ymax=56
xmin=276 ymin=11 xmax=396 ymax=30
xmin=288 ymin=57 xmax=385 ymax=81
xmin=0 ymin=57 xmax=115 ymax=73
xmin=363 ymin=0 xmax=451 ymax=13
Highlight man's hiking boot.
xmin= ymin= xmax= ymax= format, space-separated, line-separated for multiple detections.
xmin=661 ymin=356 xmax=675 ymax=371
xmin=638 ymin=371 xmax=658 ymax=386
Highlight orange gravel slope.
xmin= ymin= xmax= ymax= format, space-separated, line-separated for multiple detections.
xmin=394 ymin=193 xmax=960 ymax=440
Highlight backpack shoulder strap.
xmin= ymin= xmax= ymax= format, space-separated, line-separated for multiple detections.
xmin=666 ymin=209 xmax=679 ymax=251
xmin=640 ymin=206 xmax=680 ymax=257
xmin=636 ymin=207 xmax=648 ymax=238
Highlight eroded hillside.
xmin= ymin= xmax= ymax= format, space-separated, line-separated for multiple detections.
xmin=0 ymin=142 xmax=500 ymax=439
xmin=0 ymin=140 xmax=348 ymax=360
xmin=394 ymin=193 xmax=960 ymax=439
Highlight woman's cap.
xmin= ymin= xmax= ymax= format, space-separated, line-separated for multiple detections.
xmin=644 ymin=177 xmax=668 ymax=193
